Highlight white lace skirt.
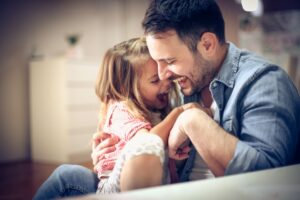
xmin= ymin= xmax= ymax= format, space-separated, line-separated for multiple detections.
xmin=96 ymin=133 xmax=167 ymax=194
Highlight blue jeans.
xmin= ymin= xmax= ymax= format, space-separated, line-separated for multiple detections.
xmin=33 ymin=164 xmax=99 ymax=199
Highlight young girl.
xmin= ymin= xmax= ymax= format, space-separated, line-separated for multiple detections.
xmin=94 ymin=37 xmax=197 ymax=193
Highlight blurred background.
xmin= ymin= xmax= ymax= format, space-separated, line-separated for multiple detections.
xmin=0 ymin=0 xmax=299 ymax=199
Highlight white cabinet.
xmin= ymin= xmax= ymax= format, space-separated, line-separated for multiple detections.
xmin=29 ymin=58 xmax=99 ymax=163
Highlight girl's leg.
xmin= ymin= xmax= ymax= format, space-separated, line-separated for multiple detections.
xmin=33 ymin=164 xmax=98 ymax=200
xmin=119 ymin=133 xmax=165 ymax=191
xmin=120 ymin=154 xmax=163 ymax=191
xmin=97 ymin=133 xmax=165 ymax=194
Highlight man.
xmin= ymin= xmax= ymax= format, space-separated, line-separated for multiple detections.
xmin=142 ymin=0 xmax=300 ymax=179
xmin=33 ymin=0 xmax=300 ymax=199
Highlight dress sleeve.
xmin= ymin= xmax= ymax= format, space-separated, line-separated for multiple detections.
xmin=107 ymin=103 xmax=152 ymax=141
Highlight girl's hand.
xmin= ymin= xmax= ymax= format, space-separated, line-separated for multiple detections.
xmin=182 ymin=102 xmax=213 ymax=117
xmin=91 ymin=131 xmax=119 ymax=171
xmin=181 ymin=102 xmax=201 ymax=111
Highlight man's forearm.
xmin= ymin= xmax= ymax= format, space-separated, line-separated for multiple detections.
xmin=182 ymin=108 xmax=238 ymax=176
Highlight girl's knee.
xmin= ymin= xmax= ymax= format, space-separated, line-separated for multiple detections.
xmin=53 ymin=164 xmax=85 ymax=180
xmin=120 ymin=154 xmax=163 ymax=191
xmin=54 ymin=164 xmax=74 ymax=175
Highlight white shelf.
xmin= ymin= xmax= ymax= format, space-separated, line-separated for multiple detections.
xmin=29 ymin=58 xmax=99 ymax=163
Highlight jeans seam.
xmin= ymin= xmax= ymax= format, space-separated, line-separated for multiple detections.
xmin=62 ymin=184 xmax=87 ymax=195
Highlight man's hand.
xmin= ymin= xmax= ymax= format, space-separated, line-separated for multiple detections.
xmin=91 ymin=131 xmax=119 ymax=171
xmin=168 ymin=112 xmax=191 ymax=160
xmin=181 ymin=102 xmax=201 ymax=110
xmin=168 ymin=103 xmax=212 ymax=160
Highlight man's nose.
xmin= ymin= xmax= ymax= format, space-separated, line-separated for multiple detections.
xmin=158 ymin=63 xmax=171 ymax=80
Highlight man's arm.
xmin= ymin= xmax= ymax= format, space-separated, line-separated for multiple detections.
xmin=169 ymin=108 xmax=238 ymax=176
xmin=224 ymin=68 xmax=300 ymax=173
xmin=169 ymin=69 xmax=300 ymax=176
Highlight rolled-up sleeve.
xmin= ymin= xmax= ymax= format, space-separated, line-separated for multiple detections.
xmin=225 ymin=141 xmax=270 ymax=174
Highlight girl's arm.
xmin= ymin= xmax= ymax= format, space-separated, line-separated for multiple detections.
xmin=150 ymin=102 xmax=200 ymax=146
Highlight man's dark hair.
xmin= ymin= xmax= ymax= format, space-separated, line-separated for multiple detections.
xmin=142 ymin=0 xmax=225 ymax=52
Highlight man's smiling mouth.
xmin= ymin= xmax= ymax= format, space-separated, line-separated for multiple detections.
xmin=173 ymin=76 xmax=188 ymax=88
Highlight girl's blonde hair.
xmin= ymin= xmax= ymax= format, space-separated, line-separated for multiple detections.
xmin=95 ymin=37 xmax=180 ymax=126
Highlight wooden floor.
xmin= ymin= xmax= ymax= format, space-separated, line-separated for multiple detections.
xmin=0 ymin=160 xmax=93 ymax=200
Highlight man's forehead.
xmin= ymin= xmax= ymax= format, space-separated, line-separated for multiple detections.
xmin=146 ymin=29 xmax=177 ymax=40
xmin=146 ymin=31 xmax=187 ymax=60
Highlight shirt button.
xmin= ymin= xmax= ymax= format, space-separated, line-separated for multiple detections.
xmin=212 ymin=82 xmax=218 ymax=88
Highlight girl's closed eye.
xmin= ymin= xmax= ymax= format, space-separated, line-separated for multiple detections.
xmin=150 ymin=78 xmax=160 ymax=84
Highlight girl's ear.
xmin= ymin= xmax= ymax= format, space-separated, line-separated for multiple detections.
xmin=197 ymin=32 xmax=218 ymax=59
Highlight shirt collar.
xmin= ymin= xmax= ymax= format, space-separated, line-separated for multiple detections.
xmin=185 ymin=43 xmax=241 ymax=102
xmin=213 ymin=42 xmax=241 ymax=88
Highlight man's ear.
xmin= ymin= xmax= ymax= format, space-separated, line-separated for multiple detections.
xmin=197 ymin=32 xmax=217 ymax=59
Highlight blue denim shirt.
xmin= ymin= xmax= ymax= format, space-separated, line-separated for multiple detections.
xmin=179 ymin=43 xmax=300 ymax=181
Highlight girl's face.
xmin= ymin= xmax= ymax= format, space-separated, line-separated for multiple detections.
xmin=139 ymin=58 xmax=171 ymax=110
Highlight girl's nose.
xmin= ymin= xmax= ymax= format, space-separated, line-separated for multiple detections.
xmin=161 ymin=79 xmax=171 ymax=91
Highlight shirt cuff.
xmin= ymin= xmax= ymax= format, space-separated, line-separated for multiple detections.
xmin=225 ymin=141 xmax=258 ymax=175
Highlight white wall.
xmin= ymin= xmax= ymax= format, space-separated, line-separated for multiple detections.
xmin=0 ymin=0 xmax=150 ymax=162
xmin=0 ymin=0 xmax=240 ymax=163
xmin=216 ymin=0 xmax=243 ymax=45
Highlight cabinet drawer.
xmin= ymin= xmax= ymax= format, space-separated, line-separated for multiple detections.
xmin=66 ymin=62 xmax=99 ymax=82
xmin=67 ymin=87 xmax=98 ymax=106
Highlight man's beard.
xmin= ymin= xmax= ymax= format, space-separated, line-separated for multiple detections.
xmin=189 ymin=52 xmax=216 ymax=95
